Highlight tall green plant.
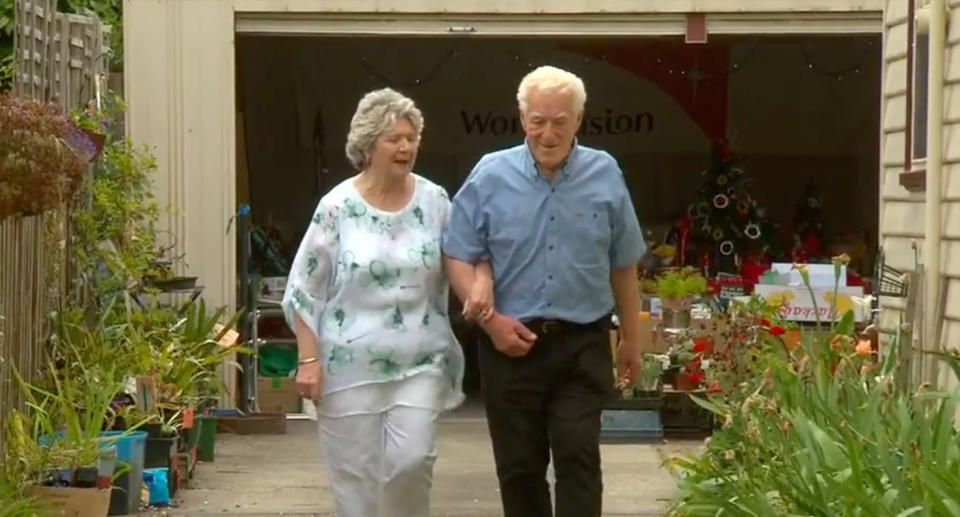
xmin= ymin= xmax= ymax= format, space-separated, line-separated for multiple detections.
xmin=4 ymin=361 xmax=122 ymax=489
xmin=0 ymin=474 xmax=38 ymax=517
xmin=667 ymin=258 xmax=960 ymax=516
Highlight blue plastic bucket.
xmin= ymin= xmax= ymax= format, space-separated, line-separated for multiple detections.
xmin=99 ymin=430 xmax=147 ymax=515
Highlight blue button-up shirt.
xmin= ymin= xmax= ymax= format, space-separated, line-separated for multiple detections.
xmin=442 ymin=142 xmax=646 ymax=324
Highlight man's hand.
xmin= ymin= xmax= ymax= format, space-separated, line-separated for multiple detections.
xmin=616 ymin=338 xmax=641 ymax=388
xmin=481 ymin=312 xmax=537 ymax=357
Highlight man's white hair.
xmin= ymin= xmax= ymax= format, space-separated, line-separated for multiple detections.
xmin=516 ymin=65 xmax=587 ymax=114
xmin=345 ymin=88 xmax=424 ymax=171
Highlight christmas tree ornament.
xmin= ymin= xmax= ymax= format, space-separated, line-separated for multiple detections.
xmin=737 ymin=200 xmax=750 ymax=215
xmin=719 ymin=240 xmax=735 ymax=255
xmin=717 ymin=174 xmax=729 ymax=186
xmin=713 ymin=193 xmax=730 ymax=209
xmin=744 ymin=223 xmax=761 ymax=240
xmin=696 ymin=202 xmax=710 ymax=218
xmin=712 ymin=228 xmax=725 ymax=241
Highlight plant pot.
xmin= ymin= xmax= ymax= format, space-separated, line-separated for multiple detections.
xmin=145 ymin=436 xmax=178 ymax=469
xmin=73 ymin=466 xmax=99 ymax=488
xmin=99 ymin=431 xmax=147 ymax=515
xmin=675 ymin=370 xmax=702 ymax=391
xmin=661 ymin=307 xmax=692 ymax=329
xmin=29 ymin=486 xmax=111 ymax=517
xmin=144 ymin=276 xmax=197 ymax=291
xmin=662 ymin=365 xmax=681 ymax=387
xmin=178 ymin=422 xmax=201 ymax=453
xmin=197 ymin=415 xmax=217 ymax=462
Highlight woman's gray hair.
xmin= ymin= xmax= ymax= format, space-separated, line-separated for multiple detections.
xmin=345 ymin=88 xmax=424 ymax=171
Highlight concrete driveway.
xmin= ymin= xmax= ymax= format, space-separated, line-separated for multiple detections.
xmin=152 ymin=403 xmax=701 ymax=516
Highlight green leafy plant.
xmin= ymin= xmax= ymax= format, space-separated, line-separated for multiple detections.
xmin=667 ymin=256 xmax=960 ymax=516
xmin=4 ymin=360 xmax=123 ymax=489
xmin=0 ymin=475 xmax=39 ymax=517
xmin=70 ymin=93 xmax=162 ymax=300
xmin=656 ymin=267 xmax=709 ymax=302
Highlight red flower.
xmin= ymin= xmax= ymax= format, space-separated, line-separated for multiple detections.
xmin=770 ymin=326 xmax=786 ymax=336
xmin=692 ymin=337 xmax=712 ymax=353
xmin=761 ymin=319 xmax=771 ymax=327
xmin=689 ymin=370 xmax=706 ymax=385
xmin=708 ymin=380 xmax=723 ymax=394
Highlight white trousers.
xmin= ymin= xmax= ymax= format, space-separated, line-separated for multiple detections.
xmin=319 ymin=406 xmax=438 ymax=517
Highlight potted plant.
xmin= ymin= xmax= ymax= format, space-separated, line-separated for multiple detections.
xmin=5 ymin=362 xmax=131 ymax=517
xmin=656 ymin=267 xmax=709 ymax=329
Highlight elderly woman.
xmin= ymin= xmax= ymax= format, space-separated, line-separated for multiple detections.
xmin=282 ymin=87 xmax=492 ymax=517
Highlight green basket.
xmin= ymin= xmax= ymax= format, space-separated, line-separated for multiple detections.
xmin=259 ymin=346 xmax=297 ymax=377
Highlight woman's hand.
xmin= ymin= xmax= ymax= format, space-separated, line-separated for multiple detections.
xmin=296 ymin=360 xmax=324 ymax=401
xmin=463 ymin=274 xmax=494 ymax=322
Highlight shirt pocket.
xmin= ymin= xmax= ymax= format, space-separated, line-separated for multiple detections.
xmin=568 ymin=204 xmax=611 ymax=267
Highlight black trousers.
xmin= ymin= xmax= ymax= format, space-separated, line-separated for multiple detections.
xmin=479 ymin=321 xmax=614 ymax=517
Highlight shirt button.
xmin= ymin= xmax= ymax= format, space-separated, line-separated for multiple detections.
xmin=551 ymin=188 xmax=556 ymax=193
xmin=550 ymin=216 xmax=555 ymax=221
xmin=547 ymin=302 xmax=552 ymax=306
xmin=549 ymin=245 xmax=554 ymax=250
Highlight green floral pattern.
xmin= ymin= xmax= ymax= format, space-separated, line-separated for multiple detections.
xmin=281 ymin=175 xmax=464 ymax=403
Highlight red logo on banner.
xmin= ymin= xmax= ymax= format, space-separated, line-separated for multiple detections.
xmin=561 ymin=42 xmax=730 ymax=140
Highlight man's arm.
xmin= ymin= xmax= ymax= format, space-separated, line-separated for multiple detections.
xmin=607 ymin=160 xmax=647 ymax=385
xmin=610 ymin=265 xmax=641 ymax=346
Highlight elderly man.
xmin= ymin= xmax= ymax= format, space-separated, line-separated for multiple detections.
xmin=442 ymin=65 xmax=645 ymax=517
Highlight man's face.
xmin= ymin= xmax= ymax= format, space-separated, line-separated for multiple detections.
xmin=520 ymin=89 xmax=583 ymax=173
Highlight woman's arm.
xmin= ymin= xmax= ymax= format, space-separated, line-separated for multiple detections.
xmin=283 ymin=200 xmax=338 ymax=400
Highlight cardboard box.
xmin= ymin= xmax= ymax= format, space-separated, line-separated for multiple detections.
xmin=257 ymin=376 xmax=301 ymax=414
xmin=29 ymin=486 xmax=111 ymax=517
xmin=770 ymin=263 xmax=846 ymax=288
xmin=752 ymin=284 xmax=866 ymax=322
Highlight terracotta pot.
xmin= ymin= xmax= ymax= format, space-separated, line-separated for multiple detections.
xmin=675 ymin=370 xmax=702 ymax=391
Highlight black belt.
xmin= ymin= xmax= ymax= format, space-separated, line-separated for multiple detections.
xmin=522 ymin=315 xmax=611 ymax=335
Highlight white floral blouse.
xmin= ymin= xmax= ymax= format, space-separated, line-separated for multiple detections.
xmin=282 ymin=174 xmax=465 ymax=415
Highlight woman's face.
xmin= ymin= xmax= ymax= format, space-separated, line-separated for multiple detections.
xmin=367 ymin=117 xmax=419 ymax=178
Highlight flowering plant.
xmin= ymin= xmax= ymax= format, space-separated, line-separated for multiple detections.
xmin=0 ymin=95 xmax=88 ymax=218
xmin=666 ymin=255 xmax=960 ymax=516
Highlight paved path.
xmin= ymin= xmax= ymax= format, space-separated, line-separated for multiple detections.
xmin=151 ymin=404 xmax=701 ymax=516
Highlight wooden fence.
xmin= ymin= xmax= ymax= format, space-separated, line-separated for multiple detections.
xmin=1 ymin=0 xmax=106 ymax=456
xmin=13 ymin=0 xmax=109 ymax=110
xmin=0 ymin=214 xmax=62 ymax=431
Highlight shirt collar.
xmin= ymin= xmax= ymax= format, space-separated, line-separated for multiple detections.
xmin=524 ymin=138 xmax=579 ymax=181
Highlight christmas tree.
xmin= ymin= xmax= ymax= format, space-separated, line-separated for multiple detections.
xmin=683 ymin=143 xmax=781 ymax=275
xmin=790 ymin=179 xmax=827 ymax=263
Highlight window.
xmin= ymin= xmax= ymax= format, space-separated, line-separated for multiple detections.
xmin=901 ymin=4 xmax=930 ymax=192
xmin=913 ymin=31 xmax=929 ymax=161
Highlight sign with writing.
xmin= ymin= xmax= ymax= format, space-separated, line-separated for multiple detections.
xmin=752 ymin=285 xmax=867 ymax=323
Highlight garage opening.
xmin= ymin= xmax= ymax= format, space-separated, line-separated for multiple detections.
xmin=237 ymin=34 xmax=881 ymax=407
